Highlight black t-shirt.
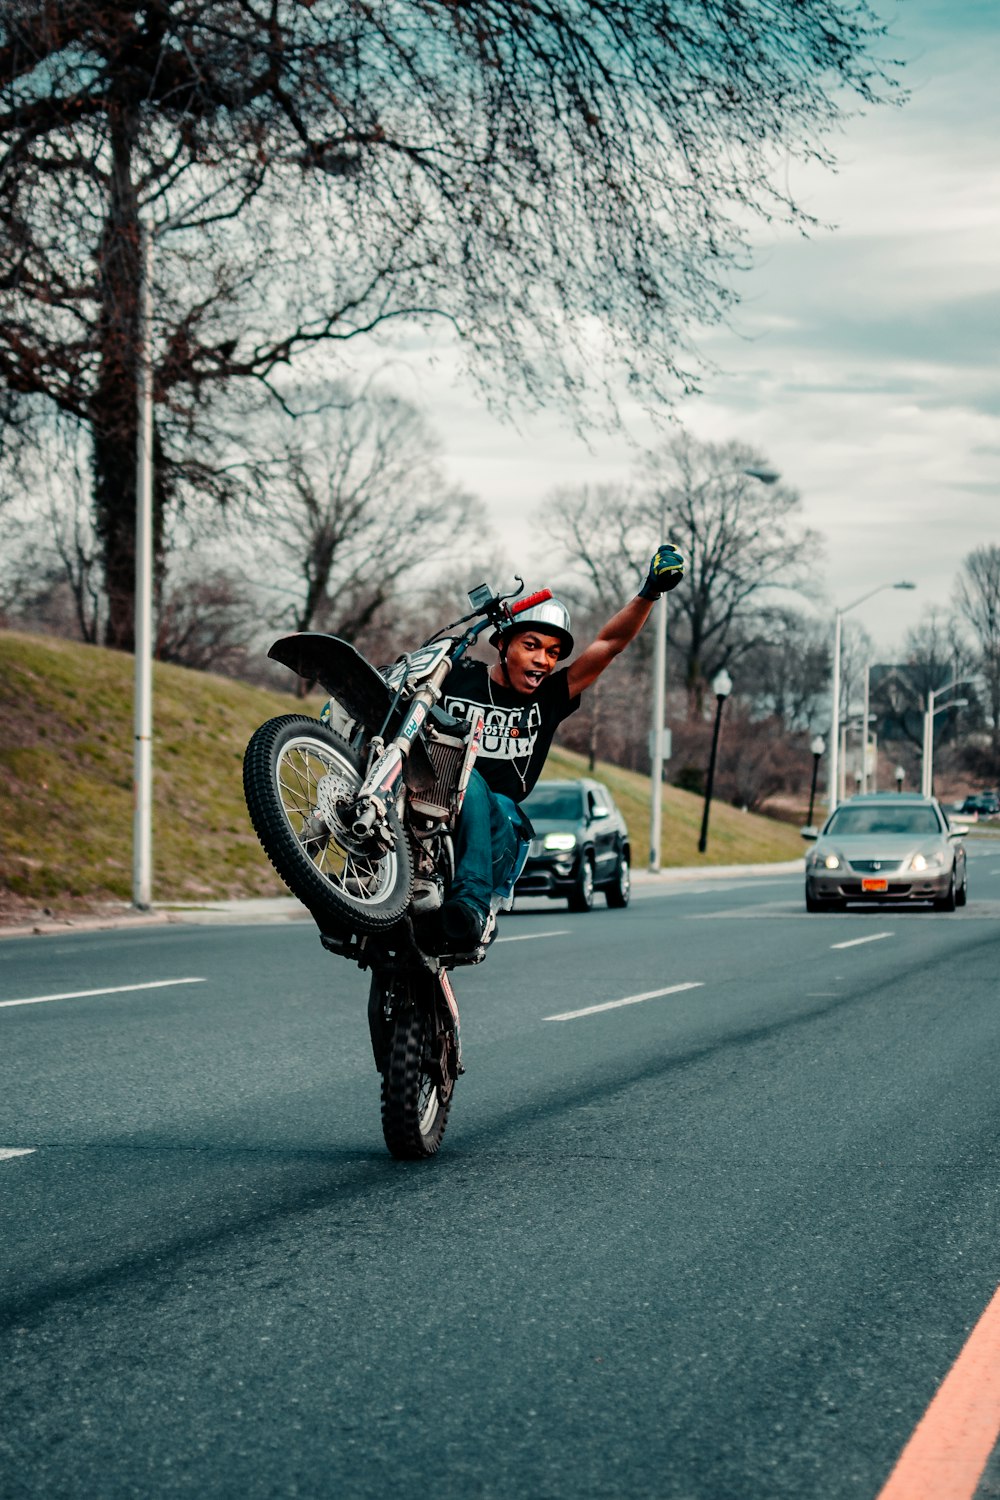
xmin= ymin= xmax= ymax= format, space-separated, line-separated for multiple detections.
xmin=441 ymin=659 xmax=581 ymax=803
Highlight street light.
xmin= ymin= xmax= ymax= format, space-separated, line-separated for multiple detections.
xmin=922 ymin=683 xmax=972 ymax=798
xmin=807 ymin=734 xmax=825 ymax=828
xmin=829 ymin=581 xmax=916 ymax=815
xmin=697 ymin=668 xmax=732 ymax=854
xmin=648 ymin=466 xmax=779 ymax=871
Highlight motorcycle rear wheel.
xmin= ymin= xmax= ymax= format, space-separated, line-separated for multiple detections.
xmin=381 ymin=1006 xmax=451 ymax=1160
xmin=243 ymin=715 xmax=411 ymax=933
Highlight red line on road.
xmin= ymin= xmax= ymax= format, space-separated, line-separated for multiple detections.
xmin=876 ymin=1282 xmax=1000 ymax=1500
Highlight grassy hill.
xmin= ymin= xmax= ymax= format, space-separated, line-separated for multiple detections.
xmin=0 ymin=631 xmax=803 ymax=916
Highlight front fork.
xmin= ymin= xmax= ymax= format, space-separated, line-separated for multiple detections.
xmin=367 ymin=966 xmax=463 ymax=1086
xmin=344 ymin=663 xmax=451 ymax=845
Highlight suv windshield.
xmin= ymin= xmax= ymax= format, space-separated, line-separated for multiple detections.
xmin=826 ymin=804 xmax=942 ymax=837
xmin=524 ymin=785 xmax=585 ymax=821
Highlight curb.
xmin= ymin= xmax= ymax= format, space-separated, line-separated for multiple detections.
xmin=0 ymin=861 xmax=804 ymax=941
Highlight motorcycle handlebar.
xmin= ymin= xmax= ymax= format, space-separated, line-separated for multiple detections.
xmin=510 ymin=588 xmax=553 ymax=615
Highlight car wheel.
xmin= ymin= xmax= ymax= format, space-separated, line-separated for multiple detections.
xmin=805 ymin=890 xmax=821 ymax=913
xmin=605 ymin=849 xmax=630 ymax=909
xmin=933 ymin=875 xmax=957 ymax=913
xmin=568 ymin=854 xmax=595 ymax=913
xmin=956 ymin=871 xmax=968 ymax=907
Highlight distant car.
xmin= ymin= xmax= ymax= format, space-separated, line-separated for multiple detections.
xmin=802 ymin=793 xmax=968 ymax=912
xmin=516 ymin=778 xmax=631 ymax=911
xmin=962 ymin=792 xmax=999 ymax=818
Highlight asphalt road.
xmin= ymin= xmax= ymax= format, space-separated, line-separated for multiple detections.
xmin=2 ymin=842 xmax=999 ymax=1499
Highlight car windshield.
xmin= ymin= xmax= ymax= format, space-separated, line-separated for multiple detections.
xmin=524 ymin=785 xmax=585 ymax=820
xmin=826 ymin=805 xmax=942 ymax=837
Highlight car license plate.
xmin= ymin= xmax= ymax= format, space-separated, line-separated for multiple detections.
xmin=861 ymin=877 xmax=889 ymax=892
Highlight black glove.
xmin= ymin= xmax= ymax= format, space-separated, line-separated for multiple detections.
xmin=638 ymin=543 xmax=685 ymax=600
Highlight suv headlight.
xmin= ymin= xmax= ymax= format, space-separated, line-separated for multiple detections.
xmin=543 ymin=832 xmax=577 ymax=852
xmin=908 ymin=850 xmax=945 ymax=872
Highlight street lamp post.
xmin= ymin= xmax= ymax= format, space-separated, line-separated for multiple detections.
xmin=807 ymin=735 xmax=825 ymax=827
xmin=922 ymin=683 xmax=972 ymax=798
xmin=697 ymin=669 xmax=732 ymax=854
xmin=829 ymin=581 xmax=916 ymax=815
xmin=860 ymin=664 xmax=871 ymax=792
xmin=648 ymin=553 xmax=667 ymax=870
xmin=133 ymin=222 xmax=155 ymax=911
xmin=647 ymin=465 xmax=778 ymax=871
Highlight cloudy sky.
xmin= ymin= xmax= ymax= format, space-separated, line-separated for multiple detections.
xmin=366 ymin=0 xmax=999 ymax=654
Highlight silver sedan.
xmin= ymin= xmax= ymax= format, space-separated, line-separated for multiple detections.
xmin=803 ymin=794 xmax=968 ymax=912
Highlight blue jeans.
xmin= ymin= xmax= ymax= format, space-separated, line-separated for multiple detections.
xmin=450 ymin=771 xmax=521 ymax=920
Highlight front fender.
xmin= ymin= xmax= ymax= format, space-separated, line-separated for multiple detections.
xmin=268 ymin=633 xmax=395 ymax=736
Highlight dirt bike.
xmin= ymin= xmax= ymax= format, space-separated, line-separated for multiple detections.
xmin=242 ymin=580 xmax=550 ymax=1160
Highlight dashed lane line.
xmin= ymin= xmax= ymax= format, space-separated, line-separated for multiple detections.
xmin=497 ymin=930 xmax=569 ymax=944
xmin=0 ymin=1148 xmax=35 ymax=1161
xmin=830 ymin=933 xmax=893 ymax=950
xmin=545 ymin=981 xmax=703 ymax=1023
xmin=0 ymin=977 xmax=206 ymax=1010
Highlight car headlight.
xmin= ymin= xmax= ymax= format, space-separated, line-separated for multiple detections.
xmin=908 ymin=850 xmax=945 ymax=872
xmin=806 ymin=850 xmax=839 ymax=870
xmin=543 ymin=832 xmax=577 ymax=852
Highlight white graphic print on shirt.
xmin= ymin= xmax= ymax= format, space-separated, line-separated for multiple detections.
xmin=444 ymin=694 xmax=543 ymax=762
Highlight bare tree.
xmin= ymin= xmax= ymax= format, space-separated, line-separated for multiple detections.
xmin=0 ymin=410 xmax=105 ymax=640
xmin=546 ymin=435 xmax=822 ymax=716
xmin=1 ymin=1 xmax=899 ymax=648
xmin=239 ymin=385 xmax=481 ymax=652
xmin=736 ymin=608 xmax=831 ymax=732
xmin=955 ymin=545 xmax=1000 ymax=753
xmin=155 ymin=568 xmax=259 ymax=677
xmin=641 ymin=436 xmax=824 ymax=711
xmin=871 ymin=609 xmax=980 ymax=766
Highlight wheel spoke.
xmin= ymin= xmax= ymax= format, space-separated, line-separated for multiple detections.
xmin=274 ymin=735 xmax=399 ymax=905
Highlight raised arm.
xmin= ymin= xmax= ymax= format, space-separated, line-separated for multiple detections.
xmin=565 ymin=544 xmax=684 ymax=697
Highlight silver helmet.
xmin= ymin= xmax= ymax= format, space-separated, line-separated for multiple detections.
xmin=490 ymin=598 xmax=574 ymax=659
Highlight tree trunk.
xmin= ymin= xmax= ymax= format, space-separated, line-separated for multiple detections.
xmin=90 ymin=99 xmax=164 ymax=651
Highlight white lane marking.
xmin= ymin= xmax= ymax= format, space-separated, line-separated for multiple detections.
xmin=0 ymin=1148 xmax=36 ymax=1160
xmin=830 ymin=933 xmax=893 ymax=950
xmin=497 ymin=929 xmax=568 ymax=944
xmin=0 ymin=977 xmax=206 ymax=1010
xmin=545 ymin=981 xmax=703 ymax=1022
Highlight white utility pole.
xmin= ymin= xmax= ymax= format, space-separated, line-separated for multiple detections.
xmin=860 ymin=665 xmax=871 ymax=793
xmin=830 ymin=609 xmax=842 ymax=813
xmin=828 ymin=581 xmax=915 ymax=814
xmin=648 ymin=588 xmax=667 ymax=872
xmin=922 ymin=681 xmax=972 ymax=798
xmin=647 ymin=466 xmax=779 ymax=870
xmin=133 ymin=224 xmax=154 ymax=910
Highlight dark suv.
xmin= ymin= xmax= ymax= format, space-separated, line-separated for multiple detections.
xmin=515 ymin=778 xmax=631 ymax=911
xmin=961 ymin=792 xmax=999 ymax=818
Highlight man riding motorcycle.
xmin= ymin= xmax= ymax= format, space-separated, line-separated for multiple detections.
xmin=423 ymin=543 xmax=685 ymax=952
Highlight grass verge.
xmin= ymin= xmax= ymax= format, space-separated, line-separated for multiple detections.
xmin=0 ymin=631 xmax=801 ymax=919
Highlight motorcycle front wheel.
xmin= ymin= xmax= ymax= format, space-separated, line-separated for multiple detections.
xmin=243 ymin=715 xmax=412 ymax=933
xmin=380 ymin=1003 xmax=452 ymax=1160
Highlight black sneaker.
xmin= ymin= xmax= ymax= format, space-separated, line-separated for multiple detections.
xmin=440 ymin=900 xmax=487 ymax=953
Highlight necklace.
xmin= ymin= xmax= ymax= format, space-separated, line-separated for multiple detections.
xmin=486 ymin=667 xmax=533 ymax=795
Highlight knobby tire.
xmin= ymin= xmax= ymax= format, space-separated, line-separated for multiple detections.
xmin=380 ymin=1007 xmax=451 ymax=1160
xmin=243 ymin=715 xmax=411 ymax=933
